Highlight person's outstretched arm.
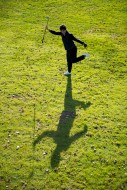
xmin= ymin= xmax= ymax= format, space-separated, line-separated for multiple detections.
xmin=71 ymin=33 xmax=87 ymax=47
xmin=46 ymin=25 xmax=61 ymax=35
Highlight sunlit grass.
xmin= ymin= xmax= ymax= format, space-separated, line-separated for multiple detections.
xmin=0 ymin=0 xmax=127 ymax=189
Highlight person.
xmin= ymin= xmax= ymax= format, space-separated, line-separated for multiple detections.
xmin=46 ymin=24 xmax=90 ymax=76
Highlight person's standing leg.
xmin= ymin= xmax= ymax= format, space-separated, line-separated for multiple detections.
xmin=67 ymin=50 xmax=72 ymax=73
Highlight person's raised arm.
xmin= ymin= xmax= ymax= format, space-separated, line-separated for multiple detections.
xmin=46 ymin=25 xmax=61 ymax=35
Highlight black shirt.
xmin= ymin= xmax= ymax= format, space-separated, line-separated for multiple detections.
xmin=49 ymin=29 xmax=84 ymax=50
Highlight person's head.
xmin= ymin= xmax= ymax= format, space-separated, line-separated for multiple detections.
xmin=60 ymin=24 xmax=67 ymax=35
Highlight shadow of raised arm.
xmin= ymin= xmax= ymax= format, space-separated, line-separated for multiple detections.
xmin=70 ymin=125 xmax=88 ymax=144
xmin=75 ymin=100 xmax=91 ymax=110
xmin=33 ymin=130 xmax=56 ymax=150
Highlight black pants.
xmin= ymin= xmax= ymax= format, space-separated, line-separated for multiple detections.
xmin=66 ymin=47 xmax=85 ymax=73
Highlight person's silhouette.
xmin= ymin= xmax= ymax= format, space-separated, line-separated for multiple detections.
xmin=33 ymin=76 xmax=91 ymax=168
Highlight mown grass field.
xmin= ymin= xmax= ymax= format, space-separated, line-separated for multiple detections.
xmin=0 ymin=0 xmax=127 ymax=189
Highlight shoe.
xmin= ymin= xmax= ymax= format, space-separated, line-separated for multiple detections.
xmin=64 ymin=71 xmax=71 ymax=76
xmin=83 ymin=53 xmax=90 ymax=58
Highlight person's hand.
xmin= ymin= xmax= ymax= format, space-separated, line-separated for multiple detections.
xmin=83 ymin=42 xmax=87 ymax=48
xmin=46 ymin=25 xmax=49 ymax=30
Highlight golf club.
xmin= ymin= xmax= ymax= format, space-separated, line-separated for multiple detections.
xmin=42 ymin=16 xmax=49 ymax=43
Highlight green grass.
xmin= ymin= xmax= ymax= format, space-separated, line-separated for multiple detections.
xmin=0 ymin=0 xmax=127 ymax=189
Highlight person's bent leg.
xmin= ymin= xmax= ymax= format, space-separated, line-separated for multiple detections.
xmin=73 ymin=55 xmax=85 ymax=63
xmin=69 ymin=47 xmax=84 ymax=63
xmin=70 ymin=47 xmax=89 ymax=63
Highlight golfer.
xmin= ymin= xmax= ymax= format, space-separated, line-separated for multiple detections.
xmin=46 ymin=24 xmax=89 ymax=75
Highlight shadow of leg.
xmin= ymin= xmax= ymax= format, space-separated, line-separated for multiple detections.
xmin=51 ymin=146 xmax=61 ymax=168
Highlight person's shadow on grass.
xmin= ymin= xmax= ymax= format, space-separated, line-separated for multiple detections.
xmin=33 ymin=76 xmax=91 ymax=168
